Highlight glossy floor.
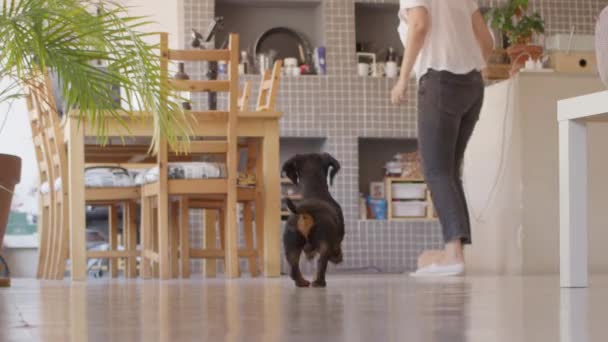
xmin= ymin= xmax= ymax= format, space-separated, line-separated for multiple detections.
xmin=1 ymin=275 xmax=607 ymax=342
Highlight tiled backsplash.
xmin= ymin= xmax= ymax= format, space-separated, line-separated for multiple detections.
xmin=181 ymin=0 xmax=608 ymax=274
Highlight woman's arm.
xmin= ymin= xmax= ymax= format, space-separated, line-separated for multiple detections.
xmin=391 ymin=6 xmax=429 ymax=104
xmin=399 ymin=7 xmax=430 ymax=81
xmin=472 ymin=10 xmax=494 ymax=62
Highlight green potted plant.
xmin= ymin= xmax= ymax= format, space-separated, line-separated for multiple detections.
xmin=0 ymin=0 xmax=188 ymax=259
xmin=487 ymin=0 xmax=545 ymax=72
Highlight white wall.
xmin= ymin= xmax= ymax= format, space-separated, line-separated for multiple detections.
xmin=126 ymin=0 xmax=183 ymax=49
xmin=0 ymin=78 xmax=38 ymax=216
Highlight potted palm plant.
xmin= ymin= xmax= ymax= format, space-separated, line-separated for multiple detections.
xmin=0 ymin=0 xmax=188 ymax=263
xmin=487 ymin=0 xmax=545 ymax=72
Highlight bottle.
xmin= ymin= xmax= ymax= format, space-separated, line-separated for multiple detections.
xmin=386 ymin=47 xmax=397 ymax=62
xmin=240 ymin=51 xmax=249 ymax=75
xmin=359 ymin=193 xmax=368 ymax=220
xmin=173 ymin=62 xmax=190 ymax=80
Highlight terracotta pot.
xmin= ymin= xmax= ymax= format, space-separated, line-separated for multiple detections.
xmin=0 ymin=154 xmax=21 ymax=249
xmin=507 ymin=44 xmax=544 ymax=72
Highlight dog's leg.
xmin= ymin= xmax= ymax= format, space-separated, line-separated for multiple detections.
xmin=312 ymin=242 xmax=330 ymax=288
xmin=286 ymin=249 xmax=310 ymax=287
xmin=284 ymin=229 xmax=310 ymax=287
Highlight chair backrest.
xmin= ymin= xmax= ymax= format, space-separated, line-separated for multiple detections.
xmin=238 ymin=81 xmax=251 ymax=112
xmin=159 ymin=32 xmax=240 ymax=176
xmin=256 ymin=60 xmax=283 ymax=111
xmin=24 ymin=82 xmax=53 ymax=195
xmin=26 ymin=72 xmax=67 ymax=196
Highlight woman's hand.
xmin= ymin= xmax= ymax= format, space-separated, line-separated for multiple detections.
xmin=391 ymin=78 xmax=409 ymax=104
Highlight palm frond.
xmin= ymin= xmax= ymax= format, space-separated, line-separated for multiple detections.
xmin=0 ymin=0 xmax=190 ymax=151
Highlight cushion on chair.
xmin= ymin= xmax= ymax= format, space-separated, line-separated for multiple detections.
xmin=39 ymin=167 xmax=135 ymax=194
xmin=138 ymin=162 xmax=226 ymax=184
xmin=597 ymin=6 xmax=608 ymax=87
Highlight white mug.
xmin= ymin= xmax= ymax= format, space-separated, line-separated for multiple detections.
xmin=385 ymin=61 xmax=398 ymax=78
xmin=358 ymin=63 xmax=370 ymax=76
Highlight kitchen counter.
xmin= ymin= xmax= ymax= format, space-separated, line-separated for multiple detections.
xmin=463 ymin=72 xmax=608 ymax=275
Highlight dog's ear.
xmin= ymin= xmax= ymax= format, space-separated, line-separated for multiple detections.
xmin=282 ymin=154 xmax=300 ymax=185
xmin=322 ymin=153 xmax=341 ymax=186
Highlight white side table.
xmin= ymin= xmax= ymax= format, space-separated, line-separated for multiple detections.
xmin=558 ymin=90 xmax=608 ymax=288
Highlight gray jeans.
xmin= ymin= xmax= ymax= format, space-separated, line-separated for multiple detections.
xmin=417 ymin=69 xmax=484 ymax=244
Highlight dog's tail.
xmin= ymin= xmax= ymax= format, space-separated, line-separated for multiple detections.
xmin=285 ymin=199 xmax=339 ymax=240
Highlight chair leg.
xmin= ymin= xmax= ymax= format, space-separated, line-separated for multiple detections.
xmin=36 ymin=202 xmax=50 ymax=279
xmin=254 ymin=188 xmax=264 ymax=276
xmin=243 ymin=202 xmax=258 ymax=277
xmin=140 ymin=197 xmax=152 ymax=279
xmin=254 ymin=139 xmax=265 ymax=275
xmin=126 ymin=201 xmax=138 ymax=278
xmin=219 ymin=207 xmax=226 ymax=271
xmin=152 ymin=207 xmax=159 ymax=278
xmin=203 ymin=209 xmax=217 ymax=278
xmin=53 ymin=198 xmax=70 ymax=280
xmin=224 ymin=194 xmax=240 ymax=278
xmin=109 ymin=204 xmax=119 ymax=278
xmin=46 ymin=198 xmax=60 ymax=279
xmin=170 ymin=201 xmax=180 ymax=279
xmin=179 ymin=197 xmax=191 ymax=278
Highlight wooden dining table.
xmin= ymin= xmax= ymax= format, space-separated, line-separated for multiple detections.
xmin=64 ymin=110 xmax=283 ymax=281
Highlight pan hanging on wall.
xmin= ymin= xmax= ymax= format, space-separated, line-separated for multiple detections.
xmin=254 ymin=27 xmax=313 ymax=68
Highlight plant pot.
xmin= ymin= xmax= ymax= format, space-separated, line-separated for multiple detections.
xmin=0 ymin=154 xmax=22 ymax=249
xmin=507 ymin=44 xmax=543 ymax=72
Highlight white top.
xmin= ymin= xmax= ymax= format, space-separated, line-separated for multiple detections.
xmin=398 ymin=0 xmax=487 ymax=79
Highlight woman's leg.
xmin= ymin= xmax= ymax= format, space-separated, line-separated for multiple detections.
xmin=436 ymin=86 xmax=484 ymax=265
xmin=452 ymin=90 xmax=484 ymax=244
xmin=416 ymin=71 xmax=483 ymax=267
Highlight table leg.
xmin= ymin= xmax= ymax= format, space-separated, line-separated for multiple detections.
xmin=560 ymin=289 xmax=589 ymax=342
xmin=559 ymin=119 xmax=588 ymax=288
xmin=67 ymin=118 xmax=86 ymax=281
xmin=262 ymin=122 xmax=281 ymax=277
xmin=204 ymin=209 xmax=217 ymax=278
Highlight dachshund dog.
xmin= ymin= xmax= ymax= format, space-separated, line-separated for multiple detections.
xmin=282 ymin=153 xmax=344 ymax=287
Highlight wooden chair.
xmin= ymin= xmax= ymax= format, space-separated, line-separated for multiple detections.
xmin=24 ymin=90 xmax=55 ymax=279
xmin=238 ymin=81 xmax=251 ymax=112
xmin=27 ymin=73 xmax=140 ymax=280
xmin=139 ymin=32 xmax=241 ymax=280
xmin=182 ymin=61 xmax=283 ymax=278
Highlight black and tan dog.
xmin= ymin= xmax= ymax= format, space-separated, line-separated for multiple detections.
xmin=282 ymin=153 xmax=344 ymax=288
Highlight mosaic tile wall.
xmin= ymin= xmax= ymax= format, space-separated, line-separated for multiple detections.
xmin=181 ymin=0 xmax=608 ymax=275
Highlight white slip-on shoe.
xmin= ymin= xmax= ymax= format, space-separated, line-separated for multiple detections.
xmin=409 ymin=263 xmax=465 ymax=278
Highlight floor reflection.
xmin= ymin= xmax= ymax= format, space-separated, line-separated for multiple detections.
xmin=1 ymin=275 xmax=607 ymax=342
xmin=560 ymin=289 xmax=589 ymax=342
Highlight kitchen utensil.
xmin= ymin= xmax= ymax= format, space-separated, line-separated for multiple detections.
xmin=256 ymin=52 xmax=276 ymax=74
xmin=254 ymin=27 xmax=313 ymax=67
xmin=358 ymin=63 xmax=370 ymax=77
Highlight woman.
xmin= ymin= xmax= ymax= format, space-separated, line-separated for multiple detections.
xmin=391 ymin=0 xmax=494 ymax=276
